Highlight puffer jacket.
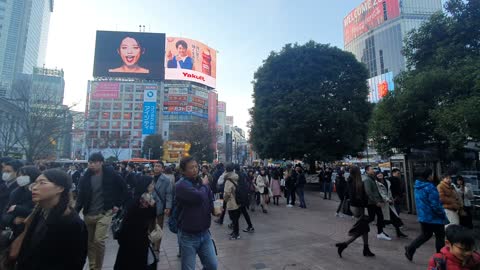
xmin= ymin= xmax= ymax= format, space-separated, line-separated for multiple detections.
xmin=437 ymin=181 xmax=461 ymax=211
xmin=223 ymin=172 xmax=240 ymax=211
xmin=428 ymin=246 xmax=480 ymax=270
xmin=414 ymin=179 xmax=449 ymax=225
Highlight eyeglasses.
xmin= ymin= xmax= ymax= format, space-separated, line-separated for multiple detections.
xmin=28 ymin=180 xmax=52 ymax=191
xmin=453 ymin=244 xmax=473 ymax=253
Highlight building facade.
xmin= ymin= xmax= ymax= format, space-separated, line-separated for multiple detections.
xmin=85 ymin=81 xmax=162 ymax=160
xmin=0 ymin=0 xmax=53 ymax=97
xmin=344 ymin=0 xmax=442 ymax=102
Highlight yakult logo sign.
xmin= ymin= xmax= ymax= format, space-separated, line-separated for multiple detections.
xmin=182 ymin=72 xmax=205 ymax=82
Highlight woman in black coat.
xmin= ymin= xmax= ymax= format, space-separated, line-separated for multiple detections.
xmin=335 ymin=166 xmax=375 ymax=258
xmin=1 ymin=166 xmax=40 ymax=238
xmin=114 ymin=175 xmax=157 ymax=270
xmin=334 ymin=172 xmax=348 ymax=217
xmin=16 ymin=169 xmax=88 ymax=270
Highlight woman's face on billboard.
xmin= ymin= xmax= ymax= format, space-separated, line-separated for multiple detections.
xmin=118 ymin=37 xmax=142 ymax=66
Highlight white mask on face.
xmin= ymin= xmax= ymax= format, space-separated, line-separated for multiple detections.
xmin=16 ymin=176 xmax=30 ymax=187
xmin=2 ymin=172 xmax=13 ymax=182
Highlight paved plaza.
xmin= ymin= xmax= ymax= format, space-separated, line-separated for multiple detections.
xmin=100 ymin=187 xmax=439 ymax=270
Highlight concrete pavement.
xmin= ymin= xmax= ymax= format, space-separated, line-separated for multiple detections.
xmin=100 ymin=187 xmax=437 ymax=270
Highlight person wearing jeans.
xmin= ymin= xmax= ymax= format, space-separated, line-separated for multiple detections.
xmin=323 ymin=168 xmax=333 ymax=200
xmin=295 ymin=165 xmax=307 ymax=208
xmin=405 ymin=168 xmax=449 ymax=262
xmin=176 ymin=157 xmax=221 ymax=270
xmin=75 ymin=153 xmax=127 ymax=270
xmin=178 ymin=230 xmax=217 ymax=270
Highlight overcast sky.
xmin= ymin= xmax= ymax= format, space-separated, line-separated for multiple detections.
xmin=45 ymin=0 xmax=365 ymax=133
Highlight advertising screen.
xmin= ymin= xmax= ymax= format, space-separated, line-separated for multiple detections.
xmin=142 ymin=84 xmax=158 ymax=135
xmin=165 ymin=37 xmax=217 ymax=88
xmin=93 ymin=31 xmax=166 ymax=80
xmin=91 ymin=82 xmax=120 ymax=100
xmin=344 ymin=0 xmax=400 ymax=45
xmin=367 ymin=72 xmax=394 ymax=103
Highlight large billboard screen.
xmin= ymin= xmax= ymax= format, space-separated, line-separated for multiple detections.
xmin=344 ymin=0 xmax=400 ymax=45
xmin=93 ymin=31 xmax=166 ymax=80
xmin=165 ymin=37 xmax=217 ymax=88
xmin=368 ymin=71 xmax=394 ymax=103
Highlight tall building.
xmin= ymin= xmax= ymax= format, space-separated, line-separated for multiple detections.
xmin=344 ymin=0 xmax=442 ymax=102
xmin=85 ymin=81 xmax=161 ymax=160
xmin=0 ymin=0 xmax=53 ymax=97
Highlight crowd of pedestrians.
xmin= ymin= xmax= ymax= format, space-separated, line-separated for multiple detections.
xmin=0 ymin=153 xmax=478 ymax=269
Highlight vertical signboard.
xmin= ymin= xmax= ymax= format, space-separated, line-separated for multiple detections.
xmin=142 ymin=85 xmax=158 ymax=135
xmin=208 ymin=91 xmax=218 ymax=148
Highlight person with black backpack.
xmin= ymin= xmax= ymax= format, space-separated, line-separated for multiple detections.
xmin=234 ymin=164 xmax=255 ymax=233
xmin=223 ymin=163 xmax=241 ymax=240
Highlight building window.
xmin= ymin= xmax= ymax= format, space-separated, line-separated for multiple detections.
xmin=123 ymin=112 xmax=132 ymax=120
xmin=112 ymin=112 xmax=121 ymax=119
xmin=113 ymin=102 xmax=122 ymax=110
xmin=102 ymin=102 xmax=112 ymax=110
xmin=134 ymin=103 xmax=143 ymax=110
xmin=102 ymin=112 xmax=110 ymax=119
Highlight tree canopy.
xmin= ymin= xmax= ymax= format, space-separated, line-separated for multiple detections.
xmin=369 ymin=0 xmax=480 ymax=157
xmin=173 ymin=121 xmax=215 ymax=163
xmin=250 ymin=41 xmax=372 ymax=161
xmin=142 ymin=134 xmax=164 ymax=160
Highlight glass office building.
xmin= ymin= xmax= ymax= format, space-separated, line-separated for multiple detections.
xmin=0 ymin=0 xmax=53 ymax=97
xmin=344 ymin=0 xmax=443 ymax=79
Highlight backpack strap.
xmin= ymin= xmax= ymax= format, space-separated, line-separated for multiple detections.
xmin=432 ymin=253 xmax=447 ymax=270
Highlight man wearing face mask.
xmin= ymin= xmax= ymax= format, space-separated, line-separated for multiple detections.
xmin=1 ymin=166 xmax=40 ymax=237
xmin=0 ymin=160 xmax=23 ymax=220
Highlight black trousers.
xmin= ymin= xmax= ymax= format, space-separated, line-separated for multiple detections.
xmin=239 ymin=206 xmax=253 ymax=228
xmin=407 ymin=222 xmax=445 ymax=254
xmin=460 ymin=206 xmax=473 ymax=229
xmin=286 ymin=188 xmax=296 ymax=205
xmin=228 ymin=209 xmax=241 ymax=235
xmin=366 ymin=205 xmax=384 ymax=234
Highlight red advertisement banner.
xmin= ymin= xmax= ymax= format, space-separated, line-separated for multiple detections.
xmin=91 ymin=82 xmax=120 ymax=99
xmin=344 ymin=0 xmax=400 ymax=45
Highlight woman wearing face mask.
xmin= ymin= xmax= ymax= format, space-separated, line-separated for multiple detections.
xmin=1 ymin=166 xmax=40 ymax=238
xmin=0 ymin=160 xmax=23 ymax=221
xmin=15 ymin=169 xmax=88 ymax=270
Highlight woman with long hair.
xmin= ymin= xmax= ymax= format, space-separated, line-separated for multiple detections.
xmin=255 ymin=168 xmax=269 ymax=213
xmin=114 ymin=175 xmax=157 ymax=270
xmin=335 ymin=166 xmax=375 ymax=258
xmin=270 ymin=169 xmax=282 ymax=206
xmin=15 ymin=169 xmax=88 ymax=270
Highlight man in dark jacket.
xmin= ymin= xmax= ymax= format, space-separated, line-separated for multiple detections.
xmin=295 ymin=165 xmax=307 ymax=208
xmin=75 ymin=153 xmax=127 ymax=270
xmin=389 ymin=168 xmax=404 ymax=215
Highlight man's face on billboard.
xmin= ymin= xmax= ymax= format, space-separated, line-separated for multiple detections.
xmin=177 ymin=44 xmax=187 ymax=57
xmin=118 ymin=37 xmax=142 ymax=67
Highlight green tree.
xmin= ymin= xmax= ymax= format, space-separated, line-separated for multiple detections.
xmin=370 ymin=0 xmax=480 ymax=157
xmin=174 ymin=121 xmax=215 ymax=163
xmin=250 ymin=41 xmax=372 ymax=161
xmin=142 ymin=134 xmax=164 ymax=160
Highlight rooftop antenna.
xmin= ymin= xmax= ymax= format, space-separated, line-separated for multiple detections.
xmin=139 ymin=25 xmax=142 ymax=32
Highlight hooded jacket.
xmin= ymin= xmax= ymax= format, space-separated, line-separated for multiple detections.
xmin=438 ymin=181 xmax=461 ymax=211
xmin=428 ymin=246 xmax=480 ymax=270
xmin=223 ymin=172 xmax=240 ymax=211
xmin=414 ymin=179 xmax=449 ymax=225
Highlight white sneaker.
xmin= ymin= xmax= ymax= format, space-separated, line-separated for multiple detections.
xmin=286 ymin=204 xmax=293 ymax=208
xmin=335 ymin=212 xmax=340 ymax=217
xmin=377 ymin=232 xmax=392 ymax=241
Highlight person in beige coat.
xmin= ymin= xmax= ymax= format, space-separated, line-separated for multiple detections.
xmin=255 ymin=168 xmax=269 ymax=214
xmin=223 ymin=163 xmax=241 ymax=240
xmin=375 ymin=172 xmax=408 ymax=238
xmin=438 ymin=174 xmax=461 ymax=227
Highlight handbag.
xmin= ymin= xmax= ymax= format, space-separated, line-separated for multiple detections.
xmin=149 ymin=224 xmax=163 ymax=243
xmin=111 ymin=208 xmax=126 ymax=240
